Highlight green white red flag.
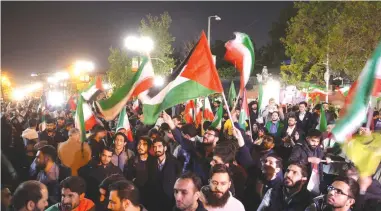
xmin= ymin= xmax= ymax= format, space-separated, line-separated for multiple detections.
xmin=332 ymin=42 xmax=381 ymax=143
xmin=211 ymin=104 xmax=223 ymax=130
xmin=96 ymin=57 xmax=154 ymax=120
xmin=224 ymin=32 xmax=255 ymax=91
xmin=81 ymin=76 xmax=104 ymax=101
xmin=75 ymin=95 xmax=98 ymax=142
xmin=238 ymin=89 xmax=249 ymax=130
xmin=140 ymin=31 xmax=224 ymax=125
xmin=116 ymin=107 xmax=133 ymax=142
xmin=184 ymin=100 xmax=196 ymax=124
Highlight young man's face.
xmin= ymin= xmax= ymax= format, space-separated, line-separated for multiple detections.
xmin=108 ymin=190 xmax=123 ymax=211
xmin=307 ymin=136 xmax=320 ymax=149
xmin=61 ymin=188 xmax=82 ymax=210
xmin=271 ymin=112 xmax=279 ymax=121
xmin=137 ymin=140 xmax=148 ymax=155
xmin=288 ymin=118 xmax=296 ymax=127
xmin=174 ymin=178 xmax=199 ymax=211
xmin=33 ymin=187 xmax=49 ymax=211
xmin=203 ymin=130 xmax=218 ymax=145
xmin=299 ymin=104 xmax=306 ymax=113
xmin=326 ymin=181 xmax=355 ymax=209
xmin=114 ymin=135 xmax=126 ymax=151
xmin=153 ymin=142 xmax=166 ymax=157
xmin=209 ymin=173 xmax=231 ymax=198
xmin=283 ymin=164 xmax=306 ymax=188
xmin=100 ymin=150 xmax=113 ymax=165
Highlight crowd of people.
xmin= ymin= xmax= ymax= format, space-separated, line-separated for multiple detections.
xmin=1 ymin=96 xmax=381 ymax=211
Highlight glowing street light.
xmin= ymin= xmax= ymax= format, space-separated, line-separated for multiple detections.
xmin=74 ymin=61 xmax=95 ymax=76
xmin=154 ymin=76 xmax=165 ymax=87
xmin=55 ymin=71 xmax=70 ymax=80
xmin=124 ymin=36 xmax=154 ymax=53
xmin=12 ymin=89 xmax=25 ymax=101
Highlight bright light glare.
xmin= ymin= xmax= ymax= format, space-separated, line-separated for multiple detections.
xmin=47 ymin=91 xmax=64 ymax=107
xmin=74 ymin=61 xmax=95 ymax=75
xmin=31 ymin=73 xmax=38 ymax=77
xmin=12 ymin=89 xmax=25 ymax=101
xmin=154 ymin=76 xmax=165 ymax=87
xmin=47 ymin=77 xmax=58 ymax=84
xmin=55 ymin=72 xmax=70 ymax=80
xmin=28 ymin=82 xmax=43 ymax=90
xmin=103 ymin=83 xmax=112 ymax=90
xmin=125 ymin=36 xmax=154 ymax=53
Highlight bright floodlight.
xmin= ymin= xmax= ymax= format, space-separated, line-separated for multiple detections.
xmin=12 ymin=89 xmax=25 ymax=101
xmin=103 ymin=83 xmax=112 ymax=90
xmin=47 ymin=76 xmax=59 ymax=84
xmin=140 ymin=36 xmax=154 ymax=53
xmin=29 ymin=82 xmax=43 ymax=90
xmin=31 ymin=73 xmax=38 ymax=77
xmin=74 ymin=61 xmax=95 ymax=75
xmin=56 ymin=72 xmax=70 ymax=80
xmin=154 ymin=76 xmax=165 ymax=87
xmin=124 ymin=36 xmax=140 ymax=51
xmin=47 ymin=91 xmax=64 ymax=107
xmin=215 ymin=15 xmax=221 ymax=21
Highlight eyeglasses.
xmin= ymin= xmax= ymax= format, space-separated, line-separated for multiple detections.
xmin=327 ymin=185 xmax=353 ymax=198
xmin=204 ymin=132 xmax=216 ymax=137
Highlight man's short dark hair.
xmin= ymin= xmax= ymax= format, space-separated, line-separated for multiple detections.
xmin=152 ymin=136 xmax=167 ymax=148
xmin=28 ymin=118 xmax=38 ymax=128
xmin=213 ymin=143 xmax=235 ymax=164
xmin=333 ymin=176 xmax=360 ymax=198
xmin=264 ymin=153 xmax=283 ymax=170
xmin=173 ymin=115 xmax=182 ymax=122
xmin=99 ymin=174 xmax=126 ymax=190
xmin=148 ymin=128 xmax=160 ymax=138
xmin=160 ymin=123 xmax=170 ymax=132
xmin=299 ymin=101 xmax=308 ymax=107
xmin=11 ymin=181 xmax=45 ymax=210
xmin=181 ymin=124 xmax=198 ymax=138
xmin=60 ymin=176 xmax=86 ymax=196
xmin=288 ymin=115 xmax=297 ymax=121
xmin=288 ymin=162 xmax=308 ymax=178
xmin=57 ymin=117 xmax=65 ymax=121
xmin=307 ymin=129 xmax=322 ymax=139
xmin=108 ymin=181 xmax=140 ymax=206
xmin=114 ymin=132 xmax=128 ymax=143
xmin=178 ymin=171 xmax=203 ymax=192
xmin=46 ymin=118 xmax=55 ymax=124
xmin=65 ymin=121 xmax=74 ymax=127
xmin=209 ymin=164 xmax=232 ymax=181
xmin=138 ymin=136 xmax=152 ymax=148
xmin=206 ymin=127 xmax=220 ymax=137
xmin=38 ymin=145 xmax=57 ymax=162
xmin=102 ymin=146 xmax=113 ymax=154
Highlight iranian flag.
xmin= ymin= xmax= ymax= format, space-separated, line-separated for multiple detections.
xmin=225 ymin=32 xmax=255 ymax=91
xmin=203 ymin=97 xmax=214 ymax=121
xmin=140 ymin=31 xmax=223 ymax=125
xmin=132 ymin=98 xmax=140 ymax=112
xmin=332 ymin=42 xmax=381 ymax=143
xmin=238 ymin=89 xmax=249 ymax=130
xmin=184 ymin=100 xmax=196 ymax=124
xmin=96 ymin=57 xmax=154 ymax=121
xmin=116 ymin=107 xmax=133 ymax=142
xmin=75 ymin=95 xmax=98 ymax=142
xmin=211 ymin=104 xmax=223 ymax=130
xmin=81 ymin=76 xmax=104 ymax=101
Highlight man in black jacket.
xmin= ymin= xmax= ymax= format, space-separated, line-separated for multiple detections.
xmin=39 ymin=118 xmax=66 ymax=149
xmin=257 ymin=163 xmax=312 ymax=211
xmin=173 ymin=172 xmax=207 ymax=211
xmin=295 ymin=101 xmax=314 ymax=134
xmin=146 ymin=137 xmax=182 ymax=211
xmin=78 ymin=147 xmax=121 ymax=203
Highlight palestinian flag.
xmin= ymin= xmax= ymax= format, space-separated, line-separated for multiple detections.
xmin=75 ymin=95 xmax=98 ymax=142
xmin=116 ymin=107 xmax=133 ymax=142
xmin=224 ymin=32 xmax=255 ymax=91
xmin=228 ymin=81 xmax=237 ymax=108
xmin=238 ymin=89 xmax=249 ymax=130
xmin=81 ymin=76 xmax=104 ymax=101
xmin=332 ymin=41 xmax=381 ymax=143
xmin=318 ymin=106 xmax=327 ymax=132
xmin=96 ymin=56 xmax=154 ymax=121
xmin=211 ymin=104 xmax=223 ymax=130
xmin=184 ymin=100 xmax=196 ymax=124
xmin=140 ymin=31 xmax=223 ymax=125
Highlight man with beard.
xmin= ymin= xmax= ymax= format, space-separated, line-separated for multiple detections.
xmin=56 ymin=117 xmax=66 ymax=134
xmin=46 ymin=176 xmax=95 ymax=211
xmin=162 ymin=111 xmax=219 ymax=185
xmin=11 ymin=181 xmax=49 ymax=211
xmin=265 ymin=111 xmax=284 ymax=139
xmin=173 ymin=172 xmax=207 ymax=211
xmin=146 ymin=137 xmax=182 ymax=211
xmin=32 ymin=145 xmax=71 ymax=205
xmin=78 ymin=147 xmax=121 ymax=204
xmin=98 ymin=174 xmax=127 ymax=211
xmin=87 ymin=125 xmax=108 ymax=161
xmin=111 ymin=132 xmax=135 ymax=172
xmin=39 ymin=118 xmax=66 ymax=149
xmin=305 ymin=177 xmax=359 ymax=211
xmin=257 ymin=163 xmax=312 ymax=211
xmin=278 ymin=115 xmax=303 ymax=162
xmin=289 ymin=129 xmax=331 ymax=183
xmin=124 ymin=137 xmax=156 ymax=207
xmin=201 ymin=164 xmax=245 ymax=211
xmin=108 ymin=180 xmax=147 ymax=211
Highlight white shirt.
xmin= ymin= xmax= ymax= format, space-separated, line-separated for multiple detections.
xmin=286 ymin=126 xmax=296 ymax=136
xmin=299 ymin=112 xmax=306 ymax=121
xmin=205 ymin=192 xmax=245 ymax=211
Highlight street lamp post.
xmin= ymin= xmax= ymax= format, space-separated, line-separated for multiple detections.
xmin=207 ymin=15 xmax=221 ymax=47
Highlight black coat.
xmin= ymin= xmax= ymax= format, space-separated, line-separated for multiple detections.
xmin=146 ymin=155 xmax=182 ymax=211
xmin=39 ymin=130 xmax=66 ymax=149
xmin=295 ymin=112 xmax=314 ymax=134
xmin=265 ymin=185 xmax=313 ymax=211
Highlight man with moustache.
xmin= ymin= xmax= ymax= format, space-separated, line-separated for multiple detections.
xmin=124 ymin=136 xmax=156 ymax=207
xmin=39 ymin=118 xmax=66 ymax=149
xmin=173 ymin=172 xmax=207 ymax=211
xmin=11 ymin=181 xmax=49 ymax=211
xmin=46 ymin=176 xmax=95 ymax=211
xmin=305 ymin=177 xmax=359 ymax=211
xmin=257 ymin=163 xmax=312 ymax=211
xmin=107 ymin=180 xmax=147 ymax=211
xmin=162 ymin=111 xmax=219 ymax=184
xmin=200 ymin=164 xmax=245 ymax=211
xmin=146 ymin=137 xmax=182 ymax=211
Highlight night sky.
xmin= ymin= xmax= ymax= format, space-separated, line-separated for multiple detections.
xmin=2 ymin=1 xmax=292 ymax=85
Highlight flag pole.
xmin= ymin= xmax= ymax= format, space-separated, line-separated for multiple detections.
xmin=221 ymin=92 xmax=235 ymax=128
